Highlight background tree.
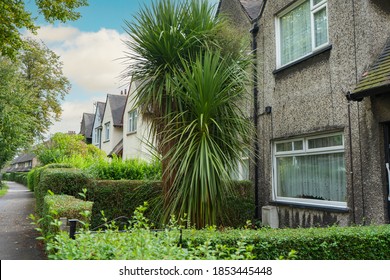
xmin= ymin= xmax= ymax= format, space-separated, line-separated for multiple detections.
xmin=124 ymin=0 xmax=252 ymax=227
xmin=19 ymin=38 xmax=70 ymax=133
xmin=0 ymin=39 xmax=71 ymax=169
xmin=0 ymin=59 xmax=38 ymax=169
xmin=35 ymin=132 xmax=105 ymax=166
xmin=0 ymin=0 xmax=88 ymax=59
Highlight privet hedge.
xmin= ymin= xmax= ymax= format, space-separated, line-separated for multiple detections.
xmin=181 ymin=225 xmax=390 ymax=259
xmin=27 ymin=163 xmax=74 ymax=191
xmin=2 ymin=172 xmax=28 ymax=186
xmin=47 ymin=216 xmax=390 ymax=260
xmin=35 ymin=168 xmax=91 ymax=217
xmin=31 ymin=167 xmax=255 ymax=229
xmin=87 ymin=180 xmax=163 ymax=228
xmin=41 ymin=194 xmax=93 ymax=240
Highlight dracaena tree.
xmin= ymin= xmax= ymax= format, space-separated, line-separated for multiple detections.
xmin=123 ymin=0 xmax=252 ymax=228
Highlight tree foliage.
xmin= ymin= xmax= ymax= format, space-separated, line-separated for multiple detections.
xmin=35 ymin=132 xmax=105 ymax=166
xmin=124 ymin=0 xmax=252 ymax=227
xmin=0 ymin=0 xmax=88 ymax=59
xmin=0 ymin=39 xmax=71 ymax=169
xmin=0 ymin=59 xmax=38 ymax=169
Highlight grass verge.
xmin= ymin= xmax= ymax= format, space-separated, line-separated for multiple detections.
xmin=0 ymin=182 xmax=9 ymax=197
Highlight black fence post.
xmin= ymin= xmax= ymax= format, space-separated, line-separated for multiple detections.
xmin=69 ymin=219 xmax=78 ymax=240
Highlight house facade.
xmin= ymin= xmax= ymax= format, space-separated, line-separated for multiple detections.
xmin=219 ymin=0 xmax=390 ymax=227
xmin=100 ymin=94 xmax=127 ymax=157
xmin=79 ymin=113 xmax=95 ymax=144
xmin=5 ymin=153 xmax=39 ymax=173
xmin=92 ymin=101 xmax=106 ymax=149
xmin=122 ymin=81 xmax=154 ymax=161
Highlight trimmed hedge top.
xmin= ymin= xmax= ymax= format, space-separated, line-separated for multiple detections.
xmin=182 ymin=225 xmax=390 ymax=260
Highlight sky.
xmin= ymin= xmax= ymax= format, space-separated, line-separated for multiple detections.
xmin=25 ymin=0 xmax=219 ymax=138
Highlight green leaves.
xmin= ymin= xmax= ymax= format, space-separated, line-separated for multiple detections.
xmin=123 ymin=0 xmax=253 ymax=228
xmin=0 ymin=0 xmax=88 ymax=59
xmin=35 ymin=0 xmax=88 ymax=23
xmin=163 ymin=51 xmax=252 ymax=227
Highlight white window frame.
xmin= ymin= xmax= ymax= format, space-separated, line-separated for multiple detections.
xmin=104 ymin=122 xmax=110 ymax=141
xmin=275 ymin=0 xmax=329 ymax=68
xmin=127 ymin=109 xmax=138 ymax=133
xmin=272 ymin=132 xmax=347 ymax=209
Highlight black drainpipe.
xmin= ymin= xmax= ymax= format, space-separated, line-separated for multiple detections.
xmin=250 ymin=22 xmax=260 ymax=220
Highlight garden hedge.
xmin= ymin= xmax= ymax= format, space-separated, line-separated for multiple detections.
xmin=87 ymin=179 xmax=254 ymax=229
xmin=2 ymin=172 xmax=28 ymax=186
xmin=35 ymin=168 xmax=92 ymax=217
xmin=31 ymin=167 xmax=255 ymax=229
xmin=27 ymin=163 xmax=74 ymax=191
xmin=87 ymin=180 xmax=163 ymax=228
xmin=182 ymin=225 xmax=390 ymax=259
xmin=41 ymin=194 xmax=93 ymax=240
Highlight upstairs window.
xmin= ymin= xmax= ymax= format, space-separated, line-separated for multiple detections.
xmin=276 ymin=0 xmax=329 ymax=67
xmin=104 ymin=122 xmax=110 ymax=141
xmin=128 ymin=110 xmax=138 ymax=133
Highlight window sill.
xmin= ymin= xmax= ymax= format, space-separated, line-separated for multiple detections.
xmin=273 ymin=44 xmax=332 ymax=75
xmin=126 ymin=131 xmax=137 ymax=136
xmin=103 ymin=140 xmax=110 ymax=143
xmin=270 ymin=200 xmax=349 ymax=213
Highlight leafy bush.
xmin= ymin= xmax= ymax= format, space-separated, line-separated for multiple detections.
xmin=35 ymin=168 xmax=92 ymax=217
xmin=87 ymin=180 xmax=253 ymax=229
xmin=47 ymin=206 xmax=390 ymax=260
xmin=37 ymin=194 xmax=93 ymax=243
xmin=221 ymin=180 xmax=254 ymax=227
xmin=183 ymin=225 xmax=390 ymax=260
xmin=35 ymin=132 xmax=106 ymax=165
xmin=87 ymin=180 xmax=162 ymax=228
xmin=87 ymin=156 xmax=161 ymax=180
xmin=3 ymin=172 xmax=28 ymax=185
xmin=27 ymin=163 xmax=74 ymax=191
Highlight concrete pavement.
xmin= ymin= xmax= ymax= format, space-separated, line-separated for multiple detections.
xmin=0 ymin=181 xmax=46 ymax=260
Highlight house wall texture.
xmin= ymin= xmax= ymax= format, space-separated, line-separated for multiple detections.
xmin=221 ymin=0 xmax=390 ymax=227
xmin=122 ymin=85 xmax=154 ymax=161
xmin=256 ymin=0 xmax=390 ymax=227
xmin=101 ymin=98 xmax=123 ymax=156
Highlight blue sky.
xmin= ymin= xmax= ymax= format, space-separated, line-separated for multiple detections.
xmin=25 ymin=0 xmax=219 ymax=136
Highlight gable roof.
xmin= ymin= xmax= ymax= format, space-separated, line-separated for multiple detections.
xmin=80 ymin=113 xmax=95 ymax=138
xmin=239 ymin=0 xmax=264 ymax=20
xmin=106 ymin=94 xmax=127 ymax=127
xmin=97 ymin=102 xmax=106 ymax=117
xmin=10 ymin=153 xmax=36 ymax=164
xmin=349 ymin=37 xmax=390 ymax=101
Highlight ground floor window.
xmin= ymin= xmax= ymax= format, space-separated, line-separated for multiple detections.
xmin=273 ymin=132 xmax=347 ymax=208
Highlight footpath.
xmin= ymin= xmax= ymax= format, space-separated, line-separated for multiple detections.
xmin=0 ymin=181 xmax=46 ymax=260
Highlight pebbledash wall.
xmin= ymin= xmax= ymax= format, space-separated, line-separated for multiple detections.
xmin=219 ymin=0 xmax=390 ymax=227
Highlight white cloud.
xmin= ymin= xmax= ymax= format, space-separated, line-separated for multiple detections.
xmin=48 ymin=99 xmax=102 ymax=136
xmin=34 ymin=26 xmax=129 ymax=93
xmin=28 ymin=25 xmax=132 ymax=136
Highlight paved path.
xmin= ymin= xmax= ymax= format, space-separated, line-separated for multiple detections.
xmin=0 ymin=181 xmax=46 ymax=260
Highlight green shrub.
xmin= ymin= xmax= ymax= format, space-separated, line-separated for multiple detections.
xmin=221 ymin=180 xmax=254 ymax=227
xmin=47 ymin=214 xmax=390 ymax=260
xmin=87 ymin=180 xmax=162 ymax=228
xmin=182 ymin=225 xmax=390 ymax=260
xmin=2 ymin=173 xmax=10 ymax=181
xmin=87 ymin=179 xmax=253 ymax=229
xmin=35 ymin=168 xmax=92 ymax=217
xmin=3 ymin=172 xmax=28 ymax=185
xmin=39 ymin=194 xmax=93 ymax=242
xmin=87 ymin=157 xmax=161 ymax=180
xmin=27 ymin=163 xmax=74 ymax=191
